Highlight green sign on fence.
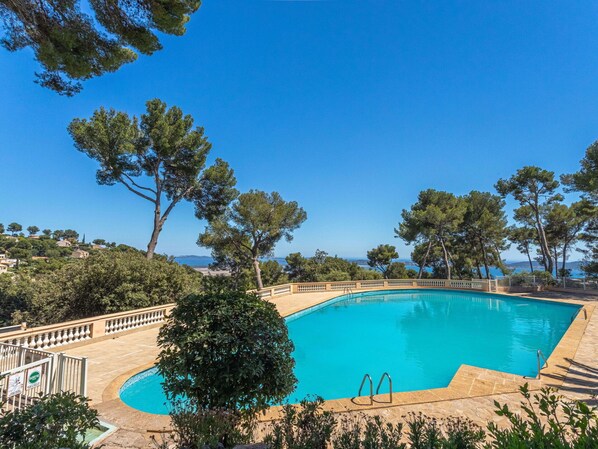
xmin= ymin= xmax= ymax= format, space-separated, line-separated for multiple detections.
xmin=27 ymin=367 xmax=41 ymax=389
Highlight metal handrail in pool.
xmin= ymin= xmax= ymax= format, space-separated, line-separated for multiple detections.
xmin=571 ymin=308 xmax=588 ymax=322
xmin=375 ymin=372 xmax=393 ymax=403
xmin=537 ymin=349 xmax=549 ymax=379
xmin=358 ymin=373 xmax=373 ymax=404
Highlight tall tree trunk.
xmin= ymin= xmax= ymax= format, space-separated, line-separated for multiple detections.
xmin=524 ymin=243 xmax=534 ymax=273
xmin=439 ymin=237 xmax=451 ymax=280
xmin=533 ymin=208 xmax=553 ymax=274
xmin=561 ymin=243 xmax=568 ymax=276
xmin=418 ymin=240 xmax=432 ymax=279
xmin=146 ymin=203 xmax=162 ymax=259
xmin=253 ymin=258 xmax=264 ymax=290
xmin=553 ymin=247 xmax=559 ymax=278
xmin=479 ymin=238 xmax=490 ymax=279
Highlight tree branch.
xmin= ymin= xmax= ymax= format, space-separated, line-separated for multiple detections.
xmin=118 ymin=176 xmax=156 ymax=203
xmin=122 ymin=173 xmax=157 ymax=194
xmin=159 ymin=186 xmax=195 ymax=224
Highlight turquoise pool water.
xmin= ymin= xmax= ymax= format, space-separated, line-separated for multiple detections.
xmin=120 ymin=289 xmax=580 ymax=414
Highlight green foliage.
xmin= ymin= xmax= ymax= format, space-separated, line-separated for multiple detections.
xmin=386 ymin=262 xmax=417 ymax=279
xmin=284 ymin=251 xmax=382 ymax=283
xmin=367 ymin=244 xmax=399 ymax=278
xmin=487 ymin=384 xmax=598 ymax=448
xmin=26 ymin=226 xmax=38 ymax=236
xmin=562 ymin=145 xmax=598 ymax=277
xmin=0 ymin=250 xmax=201 ymax=326
xmin=265 ymin=397 xmax=484 ymax=449
xmin=70 ymin=99 xmax=238 ymax=259
xmin=261 ymin=260 xmax=290 ymax=287
xmin=396 ymin=189 xmax=467 ymax=279
xmin=199 ymin=190 xmax=306 ymax=289
xmin=0 ymin=0 xmax=201 ymax=95
xmin=543 ymin=200 xmax=596 ymax=276
xmin=562 ymin=141 xmax=598 ymax=203
xmin=459 ymin=191 xmax=509 ymax=279
xmin=496 ymin=166 xmax=562 ymax=274
xmin=7 ymin=240 xmax=32 ymax=266
xmin=7 ymin=222 xmax=22 ymax=235
xmin=264 ymin=397 xmax=337 ymax=449
xmin=509 ymin=270 xmax=555 ymax=287
xmin=406 ymin=413 xmax=484 ymax=449
xmin=508 ymin=226 xmax=537 ymax=272
xmin=157 ymin=291 xmax=296 ymax=414
xmin=0 ymin=392 xmax=98 ymax=449
xmin=335 ymin=414 xmax=405 ymax=449
xmin=155 ymin=405 xmax=254 ymax=449
xmin=201 ymin=274 xmax=252 ymax=295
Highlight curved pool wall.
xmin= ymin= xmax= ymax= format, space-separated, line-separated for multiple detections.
xmin=120 ymin=289 xmax=581 ymax=415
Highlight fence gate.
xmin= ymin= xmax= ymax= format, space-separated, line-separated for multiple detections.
xmin=0 ymin=357 xmax=54 ymax=413
xmin=0 ymin=343 xmax=88 ymax=413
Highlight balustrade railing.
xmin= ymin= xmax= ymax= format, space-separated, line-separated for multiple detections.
xmin=1 ymin=304 xmax=174 ymax=351
xmin=1 ymin=280 xmax=489 ymax=351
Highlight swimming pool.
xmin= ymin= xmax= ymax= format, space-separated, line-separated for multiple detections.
xmin=120 ymin=289 xmax=580 ymax=414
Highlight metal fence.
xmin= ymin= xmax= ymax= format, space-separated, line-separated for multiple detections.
xmin=496 ymin=275 xmax=598 ymax=291
xmin=558 ymin=277 xmax=598 ymax=291
xmin=0 ymin=343 xmax=87 ymax=413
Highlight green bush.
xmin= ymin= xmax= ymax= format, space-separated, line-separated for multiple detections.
xmin=264 ymin=397 xmax=336 ymax=449
xmin=284 ymin=251 xmax=383 ymax=283
xmin=406 ymin=413 xmax=484 ymax=449
xmin=264 ymin=387 xmax=596 ymax=449
xmin=157 ymin=291 xmax=296 ymax=415
xmin=0 ymin=392 xmax=98 ymax=449
xmin=155 ymin=404 xmax=254 ymax=449
xmin=334 ymin=414 xmax=404 ymax=449
xmin=488 ymin=384 xmax=598 ymax=448
xmin=2 ymin=250 xmax=201 ymax=326
xmin=509 ymin=270 xmax=555 ymax=287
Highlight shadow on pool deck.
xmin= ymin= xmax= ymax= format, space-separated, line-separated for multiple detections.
xmin=550 ymin=359 xmax=598 ymax=406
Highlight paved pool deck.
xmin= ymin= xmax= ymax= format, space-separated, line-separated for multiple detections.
xmin=64 ymin=290 xmax=598 ymax=449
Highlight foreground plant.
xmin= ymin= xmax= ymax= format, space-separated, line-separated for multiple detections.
xmin=487 ymin=384 xmax=598 ymax=449
xmin=265 ymin=397 xmax=483 ymax=449
xmin=151 ymin=403 xmax=254 ymax=449
xmin=334 ymin=414 xmax=405 ymax=449
xmin=0 ymin=392 xmax=98 ymax=449
xmin=264 ymin=397 xmax=336 ymax=449
xmin=406 ymin=413 xmax=484 ymax=449
xmin=158 ymin=291 xmax=296 ymax=414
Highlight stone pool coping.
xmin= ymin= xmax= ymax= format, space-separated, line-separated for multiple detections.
xmin=99 ymin=290 xmax=595 ymax=430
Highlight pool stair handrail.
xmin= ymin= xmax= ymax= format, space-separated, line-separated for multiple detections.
xmin=571 ymin=308 xmax=588 ymax=323
xmin=375 ymin=372 xmax=393 ymax=403
xmin=343 ymin=287 xmax=354 ymax=297
xmin=537 ymin=349 xmax=549 ymax=379
xmin=358 ymin=373 xmax=374 ymax=405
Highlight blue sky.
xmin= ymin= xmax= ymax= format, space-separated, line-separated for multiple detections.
xmin=1 ymin=1 xmax=596 ymax=260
